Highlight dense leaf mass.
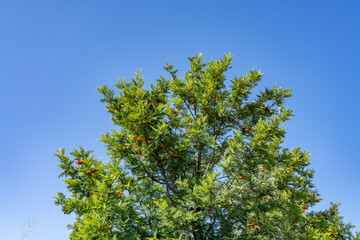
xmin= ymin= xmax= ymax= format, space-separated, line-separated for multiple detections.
xmin=55 ymin=54 xmax=359 ymax=239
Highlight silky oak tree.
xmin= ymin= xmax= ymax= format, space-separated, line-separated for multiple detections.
xmin=55 ymin=53 xmax=359 ymax=240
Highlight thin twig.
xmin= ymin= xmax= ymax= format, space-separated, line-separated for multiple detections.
xmin=158 ymin=161 xmax=177 ymax=207
xmin=226 ymin=147 xmax=256 ymax=190
xmin=202 ymin=102 xmax=236 ymax=178
xmin=136 ymin=155 xmax=165 ymax=184
xmin=183 ymin=98 xmax=196 ymax=120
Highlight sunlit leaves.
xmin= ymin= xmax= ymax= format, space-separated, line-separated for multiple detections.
xmin=55 ymin=53 xmax=359 ymax=240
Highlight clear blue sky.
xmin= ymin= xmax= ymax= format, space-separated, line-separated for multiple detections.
xmin=0 ymin=1 xmax=359 ymax=239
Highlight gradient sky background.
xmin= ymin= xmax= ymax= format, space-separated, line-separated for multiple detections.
xmin=1 ymin=1 xmax=359 ymax=239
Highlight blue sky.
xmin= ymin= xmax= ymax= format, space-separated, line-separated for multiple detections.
xmin=0 ymin=1 xmax=359 ymax=239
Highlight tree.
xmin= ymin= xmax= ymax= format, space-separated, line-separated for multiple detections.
xmin=55 ymin=53 xmax=359 ymax=239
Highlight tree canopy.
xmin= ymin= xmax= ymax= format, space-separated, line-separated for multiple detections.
xmin=55 ymin=53 xmax=359 ymax=239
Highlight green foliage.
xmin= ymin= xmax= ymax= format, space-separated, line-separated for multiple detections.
xmin=55 ymin=53 xmax=359 ymax=239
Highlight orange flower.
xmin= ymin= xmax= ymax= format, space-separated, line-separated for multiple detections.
xmin=247 ymin=223 xmax=258 ymax=229
xmin=92 ymin=168 xmax=98 ymax=173
xmin=328 ymin=228 xmax=333 ymax=232
xmin=135 ymin=150 xmax=143 ymax=155
xmin=76 ymin=159 xmax=84 ymax=165
xmin=175 ymin=126 xmax=181 ymax=129
xmin=160 ymin=156 xmax=166 ymax=163
xmin=136 ymin=136 xmax=143 ymax=141
xmin=185 ymin=130 xmax=190 ymax=134
xmin=302 ymin=206 xmax=309 ymax=213
xmin=200 ymin=110 xmax=206 ymax=113
xmin=170 ymin=109 xmax=180 ymax=115
xmin=242 ymin=128 xmax=251 ymax=133
xmin=259 ymin=167 xmax=264 ymax=172
xmin=168 ymin=151 xmax=182 ymax=158
xmin=266 ymin=198 xmax=270 ymax=203
xmin=132 ymin=144 xmax=138 ymax=148
xmin=114 ymin=190 xmax=124 ymax=197
xmin=187 ymin=123 xmax=194 ymax=127
xmin=124 ymin=143 xmax=131 ymax=147
xmin=86 ymin=170 xmax=91 ymax=174
xmin=132 ymin=135 xmax=137 ymax=139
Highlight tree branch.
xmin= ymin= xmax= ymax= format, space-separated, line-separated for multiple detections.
xmin=226 ymin=147 xmax=256 ymax=190
xmin=197 ymin=151 xmax=202 ymax=176
xmin=183 ymin=98 xmax=196 ymax=120
xmin=136 ymin=155 xmax=166 ymax=185
xmin=202 ymin=103 xmax=236 ymax=179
